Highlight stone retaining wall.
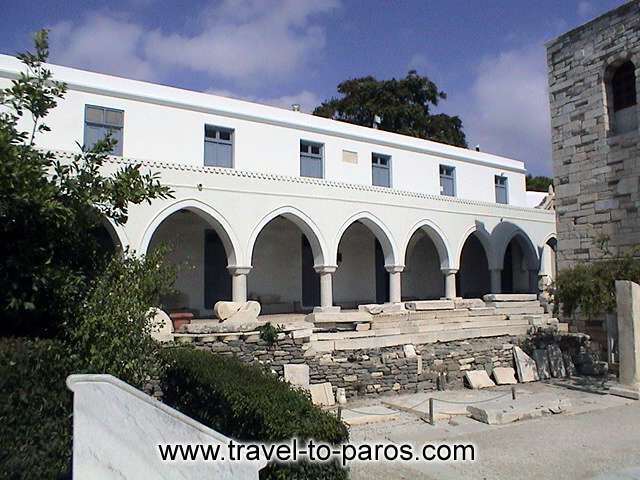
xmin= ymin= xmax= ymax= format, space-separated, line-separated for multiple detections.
xmin=191 ymin=333 xmax=521 ymax=398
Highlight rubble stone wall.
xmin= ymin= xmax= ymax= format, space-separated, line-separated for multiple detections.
xmin=191 ymin=334 xmax=520 ymax=398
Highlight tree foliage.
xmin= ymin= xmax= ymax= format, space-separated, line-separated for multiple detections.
xmin=556 ymin=244 xmax=640 ymax=317
xmin=0 ymin=30 xmax=173 ymax=335
xmin=526 ymin=174 xmax=553 ymax=192
xmin=313 ymin=70 xmax=467 ymax=147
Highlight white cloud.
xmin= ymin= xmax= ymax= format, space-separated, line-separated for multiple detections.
xmin=206 ymin=88 xmax=321 ymax=113
xmin=49 ymin=15 xmax=156 ymax=81
xmin=456 ymin=44 xmax=552 ymax=175
xmin=48 ymin=0 xmax=339 ymax=82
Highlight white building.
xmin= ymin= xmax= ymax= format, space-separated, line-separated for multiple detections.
xmin=0 ymin=55 xmax=557 ymax=316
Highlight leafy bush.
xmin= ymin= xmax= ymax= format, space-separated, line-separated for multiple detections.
xmin=161 ymin=348 xmax=349 ymax=480
xmin=0 ymin=338 xmax=75 ymax=479
xmin=556 ymin=251 xmax=640 ymax=317
xmin=0 ymin=30 xmax=172 ymax=336
xmin=68 ymin=248 xmax=175 ymax=388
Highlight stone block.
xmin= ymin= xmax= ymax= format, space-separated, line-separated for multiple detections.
xmin=454 ymin=298 xmax=486 ymax=309
xmin=214 ymin=301 xmax=242 ymax=320
xmin=149 ymin=308 xmax=173 ymax=343
xmin=513 ymin=346 xmax=539 ymax=382
xmin=485 ymin=301 xmax=541 ymax=309
xmin=467 ymin=396 xmax=571 ymax=425
xmin=283 ymin=364 xmax=309 ymax=389
xmin=336 ymin=388 xmax=347 ymax=405
xmin=483 ymin=294 xmax=538 ymax=302
xmin=492 ymin=367 xmax=518 ymax=385
xmin=309 ymin=382 xmax=335 ymax=406
xmin=464 ymin=370 xmax=495 ymax=389
xmin=547 ymin=344 xmax=567 ymax=378
xmin=359 ymin=303 xmax=404 ymax=314
xmin=563 ymin=353 xmax=576 ymax=376
xmin=533 ymin=349 xmax=551 ymax=380
xmin=355 ymin=323 xmax=371 ymax=331
xmin=403 ymin=344 xmax=417 ymax=358
xmin=405 ymin=300 xmax=454 ymax=311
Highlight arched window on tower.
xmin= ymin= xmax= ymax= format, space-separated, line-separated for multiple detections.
xmin=610 ymin=60 xmax=638 ymax=134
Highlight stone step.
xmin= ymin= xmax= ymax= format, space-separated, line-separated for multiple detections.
xmin=325 ymin=324 xmax=530 ymax=351
xmin=405 ymin=300 xmax=455 ymax=311
xmin=306 ymin=311 xmax=372 ymax=324
xmin=483 ymin=293 xmax=538 ymax=302
xmin=485 ymin=301 xmax=542 ymax=309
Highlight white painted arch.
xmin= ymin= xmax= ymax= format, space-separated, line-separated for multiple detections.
xmin=138 ymin=198 xmax=242 ymax=266
xmin=334 ymin=211 xmax=400 ymax=267
xmin=247 ymin=206 xmax=330 ymax=267
xmin=492 ymin=221 xmax=540 ymax=271
xmin=402 ymin=219 xmax=453 ymax=270
xmin=455 ymin=223 xmax=495 ymax=271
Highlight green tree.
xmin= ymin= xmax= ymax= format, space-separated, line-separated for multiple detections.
xmin=0 ymin=30 xmax=173 ymax=335
xmin=313 ymin=70 xmax=467 ymax=147
xmin=526 ymin=174 xmax=553 ymax=192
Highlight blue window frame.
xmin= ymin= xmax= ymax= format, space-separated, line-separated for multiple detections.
xmin=439 ymin=165 xmax=456 ymax=196
xmin=495 ymin=175 xmax=509 ymax=204
xmin=300 ymin=140 xmax=323 ymax=178
xmin=204 ymin=125 xmax=234 ymax=168
xmin=372 ymin=153 xmax=391 ymax=187
xmin=84 ymin=105 xmax=124 ymax=155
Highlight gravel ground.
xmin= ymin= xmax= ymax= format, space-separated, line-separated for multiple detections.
xmin=343 ymin=382 xmax=640 ymax=480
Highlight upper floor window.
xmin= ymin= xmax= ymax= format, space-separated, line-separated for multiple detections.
xmin=439 ymin=165 xmax=456 ymax=196
xmin=84 ymin=105 xmax=124 ymax=156
xmin=372 ymin=153 xmax=391 ymax=187
xmin=300 ymin=140 xmax=323 ymax=178
xmin=610 ymin=60 xmax=638 ymax=134
xmin=495 ymin=175 xmax=508 ymax=204
xmin=204 ymin=125 xmax=234 ymax=168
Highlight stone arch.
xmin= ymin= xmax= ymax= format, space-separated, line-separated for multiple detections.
xmin=492 ymin=222 xmax=539 ymax=271
xmin=455 ymin=223 xmax=494 ymax=270
xmin=334 ymin=212 xmax=399 ymax=266
xmin=402 ymin=220 xmax=453 ymax=270
xmin=247 ymin=206 xmax=328 ymax=267
xmin=139 ymin=198 xmax=240 ymax=266
xmin=604 ymin=55 xmax=639 ymax=134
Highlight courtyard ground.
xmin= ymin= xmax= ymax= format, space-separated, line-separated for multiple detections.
xmin=342 ymin=381 xmax=640 ymax=479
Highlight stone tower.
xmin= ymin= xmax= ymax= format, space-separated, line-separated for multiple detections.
xmin=547 ymin=0 xmax=640 ymax=271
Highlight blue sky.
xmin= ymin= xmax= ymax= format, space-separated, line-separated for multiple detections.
xmin=0 ymin=0 xmax=627 ymax=175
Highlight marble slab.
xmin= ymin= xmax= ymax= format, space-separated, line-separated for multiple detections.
xmin=547 ymin=344 xmax=567 ymax=378
xmin=464 ymin=370 xmax=496 ymax=389
xmin=533 ymin=349 xmax=551 ymax=380
xmin=67 ymin=374 xmax=265 ymax=479
xmin=513 ymin=346 xmax=539 ymax=382
xmin=492 ymin=367 xmax=518 ymax=385
xmin=284 ymin=364 xmax=309 ymax=389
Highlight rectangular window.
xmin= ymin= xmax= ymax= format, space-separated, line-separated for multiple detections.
xmin=495 ymin=175 xmax=508 ymax=204
xmin=84 ymin=105 xmax=124 ymax=156
xmin=204 ymin=125 xmax=234 ymax=168
xmin=372 ymin=153 xmax=391 ymax=187
xmin=439 ymin=165 xmax=456 ymax=196
xmin=300 ymin=140 xmax=323 ymax=178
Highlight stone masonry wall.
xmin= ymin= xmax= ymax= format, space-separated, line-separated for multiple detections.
xmin=547 ymin=1 xmax=640 ymax=341
xmin=191 ymin=334 xmax=520 ymax=398
xmin=548 ymin=1 xmax=640 ymax=271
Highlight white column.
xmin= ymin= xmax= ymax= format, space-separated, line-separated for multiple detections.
xmin=386 ymin=265 xmax=404 ymax=304
xmin=442 ymin=269 xmax=458 ymax=299
xmin=227 ymin=266 xmax=252 ymax=303
xmin=490 ymin=269 xmax=502 ymax=294
xmin=313 ymin=266 xmax=340 ymax=313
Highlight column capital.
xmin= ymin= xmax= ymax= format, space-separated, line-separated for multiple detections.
xmin=441 ymin=268 xmax=458 ymax=275
xmin=227 ymin=265 xmax=252 ymax=276
xmin=385 ymin=264 xmax=405 ymax=274
xmin=314 ymin=265 xmax=338 ymax=274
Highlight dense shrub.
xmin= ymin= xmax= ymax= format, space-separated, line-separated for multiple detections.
xmin=0 ymin=338 xmax=75 ymax=479
xmin=161 ymin=348 xmax=349 ymax=480
xmin=68 ymin=248 xmax=175 ymax=389
xmin=555 ymin=252 xmax=640 ymax=317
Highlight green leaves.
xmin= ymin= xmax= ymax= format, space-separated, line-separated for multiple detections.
xmin=313 ymin=70 xmax=467 ymax=147
xmin=0 ymin=30 xmax=173 ymax=334
xmin=161 ymin=348 xmax=349 ymax=480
